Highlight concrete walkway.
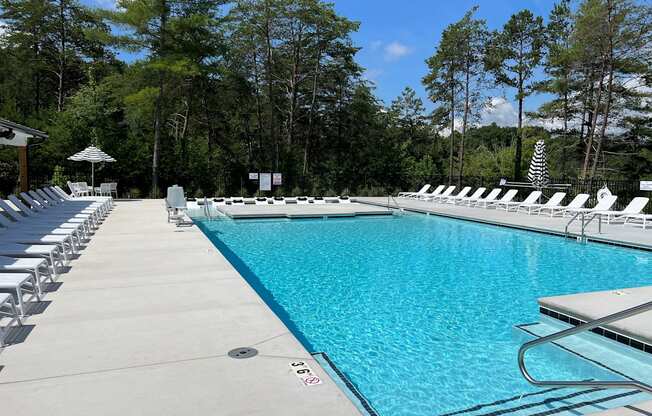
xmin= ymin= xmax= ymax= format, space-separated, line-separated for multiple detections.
xmin=0 ymin=200 xmax=360 ymax=416
xmin=356 ymin=197 xmax=652 ymax=250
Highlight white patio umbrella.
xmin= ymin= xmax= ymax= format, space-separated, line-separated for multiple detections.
xmin=67 ymin=145 xmax=116 ymax=191
xmin=527 ymin=139 xmax=550 ymax=190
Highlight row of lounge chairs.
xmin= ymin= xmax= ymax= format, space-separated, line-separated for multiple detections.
xmin=201 ymin=196 xmax=352 ymax=206
xmin=0 ymin=186 xmax=113 ymax=346
xmin=398 ymin=184 xmax=651 ymax=227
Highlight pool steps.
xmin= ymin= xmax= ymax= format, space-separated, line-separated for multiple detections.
xmin=440 ymin=319 xmax=651 ymax=416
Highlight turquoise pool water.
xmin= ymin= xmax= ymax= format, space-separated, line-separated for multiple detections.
xmin=196 ymin=213 xmax=652 ymax=416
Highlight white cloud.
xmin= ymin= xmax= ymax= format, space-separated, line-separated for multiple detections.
xmin=363 ymin=68 xmax=383 ymax=83
xmin=90 ymin=0 xmax=119 ymax=9
xmin=384 ymin=41 xmax=411 ymax=62
xmin=480 ymin=97 xmax=518 ymax=127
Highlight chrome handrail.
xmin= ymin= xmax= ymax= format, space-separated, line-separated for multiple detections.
xmin=518 ymin=301 xmax=652 ymax=393
xmin=564 ymin=211 xmax=585 ymax=239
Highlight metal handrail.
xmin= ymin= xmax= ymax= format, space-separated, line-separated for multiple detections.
xmin=565 ymin=211 xmax=605 ymax=240
xmin=564 ymin=211 xmax=585 ymax=239
xmin=518 ymin=301 xmax=652 ymax=393
xmin=203 ymin=197 xmax=213 ymax=220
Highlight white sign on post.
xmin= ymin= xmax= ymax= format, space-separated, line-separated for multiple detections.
xmin=273 ymin=173 xmax=282 ymax=186
xmin=249 ymin=172 xmax=259 ymax=180
xmin=641 ymin=181 xmax=652 ymax=191
xmin=260 ymin=173 xmax=272 ymax=191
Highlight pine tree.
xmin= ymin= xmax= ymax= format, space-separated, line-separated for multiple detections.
xmin=484 ymin=10 xmax=545 ymax=181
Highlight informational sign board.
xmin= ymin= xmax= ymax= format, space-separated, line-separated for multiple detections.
xmin=272 ymin=172 xmax=282 ymax=186
xmin=641 ymin=181 xmax=652 ymax=191
xmin=249 ymin=172 xmax=259 ymax=180
xmin=259 ymin=173 xmax=272 ymax=191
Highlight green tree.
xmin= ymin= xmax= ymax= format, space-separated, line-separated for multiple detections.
xmin=485 ymin=9 xmax=545 ymax=180
xmin=423 ymin=17 xmax=464 ymax=184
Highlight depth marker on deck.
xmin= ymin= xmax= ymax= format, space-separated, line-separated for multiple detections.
xmin=289 ymin=361 xmax=323 ymax=387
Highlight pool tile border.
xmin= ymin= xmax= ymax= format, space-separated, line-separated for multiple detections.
xmin=539 ymin=306 xmax=652 ymax=355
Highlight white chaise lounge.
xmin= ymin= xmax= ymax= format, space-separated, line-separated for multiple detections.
xmin=0 ymin=292 xmax=22 ymax=346
xmin=496 ymin=191 xmax=541 ymax=212
xmin=593 ymin=197 xmax=649 ymax=224
xmin=398 ymin=184 xmax=431 ymax=198
xmin=519 ymin=192 xmax=566 ymax=215
xmin=538 ymin=194 xmax=590 ymax=217
xmin=484 ymin=190 xmax=518 ymax=209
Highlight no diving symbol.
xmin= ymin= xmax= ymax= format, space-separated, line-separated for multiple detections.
xmin=303 ymin=376 xmax=321 ymax=386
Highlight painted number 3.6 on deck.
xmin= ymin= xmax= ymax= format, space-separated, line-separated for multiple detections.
xmin=290 ymin=361 xmax=323 ymax=387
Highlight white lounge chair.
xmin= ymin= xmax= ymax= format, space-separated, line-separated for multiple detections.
xmin=426 ymin=186 xmax=456 ymax=202
xmin=339 ymin=196 xmax=351 ymax=203
xmin=55 ymin=185 xmax=113 ymax=212
xmin=38 ymin=189 xmax=105 ymax=221
xmin=416 ymin=185 xmax=446 ymax=200
xmin=254 ymin=197 xmax=269 ymax=205
xmin=0 ymin=292 xmax=22 ymax=346
xmin=539 ymin=194 xmax=590 ymax=217
xmin=5 ymin=195 xmax=86 ymax=240
xmin=270 ymin=197 xmax=286 ymax=205
xmin=468 ymin=188 xmax=501 ymax=207
xmin=398 ymin=184 xmax=431 ymax=198
xmin=13 ymin=194 xmax=91 ymax=239
xmin=519 ymin=192 xmax=566 ymax=215
xmin=454 ymin=187 xmax=485 ymax=205
xmin=26 ymin=191 xmax=99 ymax=229
xmin=312 ymin=197 xmax=326 ymax=204
xmin=623 ymin=214 xmax=652 ymax=229
xmin=0 ymin=255 xmax=53 ymax=290
xmin=563 ymin=195 xmax=618 ymax=217
xmin=296 ymin=197 xmax=310 ymax=205
xmin=483 ymin=189 xmax=518 ymax=209
xmin=442 ymin=187 xmax=472 ymax=204
xmin=0 ymin=272 xmax=40 ymax=316
xmin=496 ymin=191 xmax=541 ymax=212
xmin=593 ymin=197 xmax=649 ymax=224
xmin=0 ymin=244 xmax=64 ymax=278
xmin=0 ymin=201 xmax=76 ymax=259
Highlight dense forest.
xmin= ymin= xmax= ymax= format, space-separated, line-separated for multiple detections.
xmin=0 ymin=0 xmax=650 ymax=197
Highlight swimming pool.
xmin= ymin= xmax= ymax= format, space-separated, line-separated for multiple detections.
xmin=196 ymin=213 xmax=652 ymax=416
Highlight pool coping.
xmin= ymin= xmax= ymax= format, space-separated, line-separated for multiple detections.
xmin=354 ymin=198 xmax=652 ymax=252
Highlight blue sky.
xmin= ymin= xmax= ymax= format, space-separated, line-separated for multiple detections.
xmin=330 ymin=0 xmax=557 ymax=124
xmin=82 ymin=0 xmax=559 ymax=126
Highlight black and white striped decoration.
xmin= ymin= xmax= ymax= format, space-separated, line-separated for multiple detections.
xmin=527 ymin=139 xmax=550 ymax=189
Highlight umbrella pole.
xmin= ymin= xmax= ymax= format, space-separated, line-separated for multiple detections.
xmin=92 ymin=162 xmax=95 ymax=196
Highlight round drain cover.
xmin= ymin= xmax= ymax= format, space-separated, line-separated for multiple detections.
xmin=228 ymin=347 xmax=258 ymax=359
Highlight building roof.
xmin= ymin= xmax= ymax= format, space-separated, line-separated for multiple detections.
xmin=0 ymin=118 xmax=48 ymax=147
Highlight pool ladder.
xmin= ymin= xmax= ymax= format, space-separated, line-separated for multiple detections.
xmin=203 ymin=197 xmax=213 ymax=220
xmin=518 ymin=300 xmax=652 ymax=393
xmin=387 ymin=194 xmax=405 ymax=214
xmin=564 ymin=211 xmax=602 ymax=243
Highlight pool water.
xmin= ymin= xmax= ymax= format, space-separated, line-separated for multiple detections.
xmin=196 ymin=213 xmax=652 ymax=416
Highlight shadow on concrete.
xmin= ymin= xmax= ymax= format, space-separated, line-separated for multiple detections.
xmin=4 ymin=324 xmax=35 ymax=345
xmin=24 ymin=300 xmax=51 ymax=315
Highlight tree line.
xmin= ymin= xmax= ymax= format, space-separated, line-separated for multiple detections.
xmin=0 ymin=0 xmax=650 ymax=198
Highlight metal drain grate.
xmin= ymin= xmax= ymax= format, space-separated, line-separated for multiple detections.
xmin=228 ymin=347 xmax=258 ymax=359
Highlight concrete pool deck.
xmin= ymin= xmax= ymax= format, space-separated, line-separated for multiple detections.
xmin=0 ymin=199 xmax=361 ymax=416
xmin=355 ymin=197 xmax=652 ymax=250
xmin=539 ymin=286 xmax=652 ymax=347
xmin=214 ymin=202 xmax=391 ymax=219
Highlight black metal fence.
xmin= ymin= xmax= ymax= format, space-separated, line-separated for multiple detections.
xmin=420 ymin=175 xmax=652 ymax=214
